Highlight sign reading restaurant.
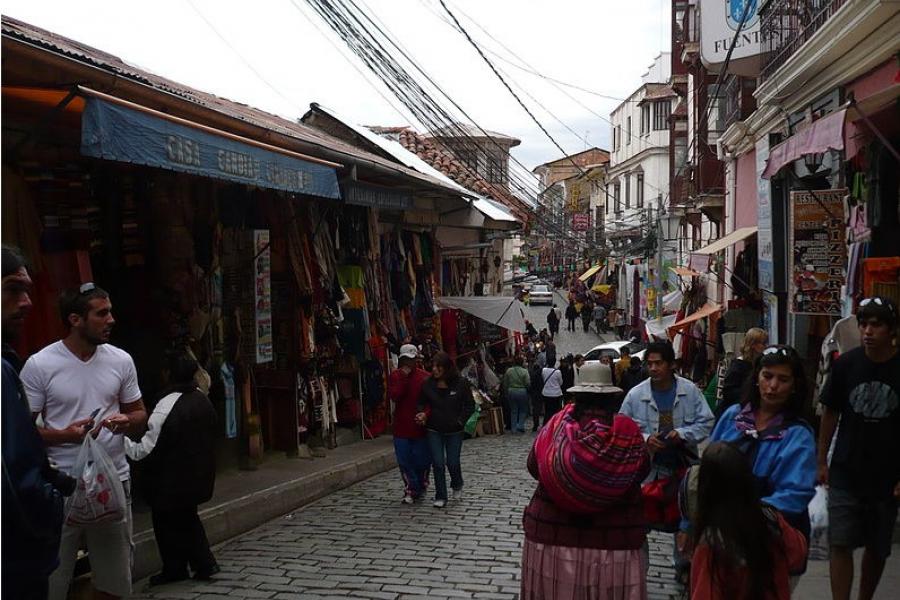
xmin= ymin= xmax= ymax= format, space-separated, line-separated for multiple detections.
xmin=82 ymin=97 xmax=340 ymax=199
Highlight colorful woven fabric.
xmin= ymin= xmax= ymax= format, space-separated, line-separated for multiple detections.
xmin=534 ymin=404 xmax=649 ymax=514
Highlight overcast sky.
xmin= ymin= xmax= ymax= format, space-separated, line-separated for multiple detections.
xmin=3 ymin=0 xmax=671 ymax=168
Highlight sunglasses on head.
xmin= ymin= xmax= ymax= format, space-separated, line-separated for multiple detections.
xmin=860 ymin=296 xmax=897 ymax=312
xmin=762 ymin=345 xmax=798 ymax=358
xmin=78 ymin=282 xmax=97 ymax=295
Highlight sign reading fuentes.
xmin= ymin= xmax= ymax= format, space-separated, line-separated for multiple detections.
xmin=82 ymin=97 xmax=340 ymax=199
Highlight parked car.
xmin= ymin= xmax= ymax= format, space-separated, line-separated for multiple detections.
xmin=582 ymin=340 xmax=646 ymax=367
xmin=529 ymin=284 xmax=554 ymax=305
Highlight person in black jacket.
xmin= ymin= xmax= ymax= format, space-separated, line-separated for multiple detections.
xmin=565 ymin=301 xmax=578 ymax=332
xmin=126 ymin=353 xmax=219 ymax=586
xmin=415 ymin=351 xmax=475 ymax=508
xmin=716 ymin=327 xmax=768 ymax=420
xmin=1 ymin=246 xmax=73 ymax=600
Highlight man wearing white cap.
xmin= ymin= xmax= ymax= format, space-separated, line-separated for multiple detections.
xmin=387 ymin=344 xmax=432 ymax=504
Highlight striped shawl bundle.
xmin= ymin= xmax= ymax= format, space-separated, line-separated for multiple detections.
xmin=534 ymin=403 xmax=650 ymax=514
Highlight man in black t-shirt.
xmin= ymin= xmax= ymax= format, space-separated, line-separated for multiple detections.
xmin=819 ymin=297 xmax=900 ymax=600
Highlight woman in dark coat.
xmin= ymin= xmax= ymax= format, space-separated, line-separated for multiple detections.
xmin=126 ymin=353 xmax=219 ymax=586
xmin=416 ymin=352 xmax=475 ymax=508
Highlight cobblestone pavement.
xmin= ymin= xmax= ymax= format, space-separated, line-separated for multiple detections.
xmin=134 ymin=431 xmax=684 ymax=600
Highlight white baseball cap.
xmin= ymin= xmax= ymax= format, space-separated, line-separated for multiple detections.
xmin=399 ymin=344 xmax=420 ymax=359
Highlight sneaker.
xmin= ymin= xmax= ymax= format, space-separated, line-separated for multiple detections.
xmin=433 ymin=499 xmax=447 ymax=508
xmin=401 ymin=495 xmax=414 ymax=505
xmin=451 ymin=488 xmax=463 ymax=501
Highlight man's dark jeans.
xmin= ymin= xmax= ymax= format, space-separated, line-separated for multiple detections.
xmin=426 ymin=430 xmax=464 ymax=501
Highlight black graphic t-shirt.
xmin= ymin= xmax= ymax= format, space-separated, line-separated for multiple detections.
xmin=822 ymin=347 xmax=900 ymax=497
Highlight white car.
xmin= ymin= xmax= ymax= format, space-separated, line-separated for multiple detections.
xmin=582 ymin=340 xmax=646 ymax=367
xmin=528 ymin=284 xmax=554 ymax=305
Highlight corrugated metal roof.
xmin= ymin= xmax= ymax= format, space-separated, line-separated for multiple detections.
xmin=1 ymin=16 xmax=467 ymax=193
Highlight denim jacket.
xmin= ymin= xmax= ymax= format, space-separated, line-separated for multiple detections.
xmin=618 ymin=375 xmax=714 ymax=454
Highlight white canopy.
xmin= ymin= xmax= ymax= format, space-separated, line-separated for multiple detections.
xmin=436 ymin=296 xmax=528 ymax=332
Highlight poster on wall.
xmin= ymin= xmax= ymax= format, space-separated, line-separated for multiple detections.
xmin=254 ymin=229 xmax=274 ymax=363
xmin=572 ymin=212 xmax=591 ymax=231
xmin=755 ymin=138 xmax=775 ymax=292
xmin=788 ymin=190 xmax=847 ymax=316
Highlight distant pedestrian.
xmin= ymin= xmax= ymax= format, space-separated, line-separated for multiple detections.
xmin=502 ymin=355 xmax=531 ymax=433
xmin=2 ymin=246 xmax=72 ymax=600
xmin=525 ymin=319 xmax=538 ymax=338
xmin=593 ymin=303 xmax=607 ymax=334
xmin=529 ymin=356 xmax=545 ymax=433
xmin=615 ymin=346 xmax=632 ymax=384
xmin=818 ymin=297 xmax=900 ymax=600
xmin=416 ymin=352 xmax=475 ymax=508
xmin=565 ymin=301 xmax=578 ymax=332
xmin=540 ymin=357 xmax=564 ymax=425
xmin=126 ymin=352 xmax=219 ymax=586
xmin=22 ymin=283 xmax=148 ymax=600
xmin=716 ymin=327 xmax=768 ymax=420
xmin=620 ymin=356 xmax=647 ymax=395
xmin=581 ymin=302 xmax=593 ymax=333
xmin=560 ymin=354 xmax=576 ymax=403
xmin=547 ymin=305 xmax=561 ymax=339
xmin=522 ymin=362 xmax=650 ymax=599
xmin=573 ymin=353 xmax=585 ymax=383
xmin=387 ymin=345 xmax=431 ymax=504
xmin=545 ymin=340 xmax=557 ymax=371
xmin=689 ymin=442 xmax=807 ymax=600
xmin=615 ymin=309 xmax=627 ymax=339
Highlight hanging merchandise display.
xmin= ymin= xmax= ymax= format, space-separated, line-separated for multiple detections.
xmin=254 ymin=230 xmax=274 ymax=364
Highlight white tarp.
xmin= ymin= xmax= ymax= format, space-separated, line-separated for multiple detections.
xmin=436 ymin=296 xmax=527 ymax=332
xmin=646 ymin=314 xmax=678 ymax=340
xmin=663 ymin=289 xmax=683 ymax=312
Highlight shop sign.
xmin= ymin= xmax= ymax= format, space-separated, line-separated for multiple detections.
xmin=81 ymin=98 xmax=340 ymax=199
xmin=342 ymin=181 xmax=412 ymax=210
xmin=699 ymin=0 xmax=767 ymax=75
xmin=254 ymin=230 xmax=274 ymax=364
xmin=755 ymin=138 xmax=775 ymax=291
xmin=572 ymin=213 xmax=591 ymax=232
xmin=788 ymin=190 xmax=847 ymax=316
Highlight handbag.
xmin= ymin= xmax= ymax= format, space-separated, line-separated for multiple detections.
xmin=641 ymin=446 xmax=696 ymax=532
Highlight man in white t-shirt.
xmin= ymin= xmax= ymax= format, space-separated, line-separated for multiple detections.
xmin=21 ymin=283 xmax=147 ymax=600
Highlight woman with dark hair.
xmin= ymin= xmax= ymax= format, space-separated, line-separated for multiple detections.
xmin=416 ymin=351 xmax=475 ymax=508
xmin=708 ymin=345 xmax=816 ymax=552
xmin=716 ymin=327 xmax=768 ymax=420
xmin=126 ymin=352 xmax=219 ymax=585
xmin=522 ymin=362 xmax=650 ymax=599
xmin=690 ymin=442 xmax=807 ymax=600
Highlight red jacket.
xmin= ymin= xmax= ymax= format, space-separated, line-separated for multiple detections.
xmin=690 ymin=510 xmax=807 ymax=600
xmin=388 ymin=368 xmax=429 ymax=439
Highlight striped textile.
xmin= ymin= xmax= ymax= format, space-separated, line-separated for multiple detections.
xmin=534 ymin=403 xmax=650 ymax=514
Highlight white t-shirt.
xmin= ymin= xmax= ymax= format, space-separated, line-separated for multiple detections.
xmin=21 ymin=341 xmax=142 ymax=481
xmin=541 ymin=367 xmax=564 ymax=398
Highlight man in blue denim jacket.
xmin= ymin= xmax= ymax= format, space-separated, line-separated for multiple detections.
xmin=619 ymin=342 xmax=714 ymax=461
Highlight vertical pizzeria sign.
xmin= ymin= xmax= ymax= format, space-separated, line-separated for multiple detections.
xmin=254 ymin=230 xmax=274 ymax=363
xmin=788 ymin=189 xmax=847 ymax=316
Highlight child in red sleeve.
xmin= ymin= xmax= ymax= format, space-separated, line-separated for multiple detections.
xmin=387 ymin=345 xmax=431 ymax=504
xmin=691 ymin=442 xmax=807 ymax=600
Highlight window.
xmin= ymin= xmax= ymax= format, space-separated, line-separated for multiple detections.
xmin=653 ymin=100 xmax=671 ymax=130
xmin=636 ymin=173 xmax=644 ymax=208
xmin=626 ymin=117 xmax=632 ymax=145
xmin=624 ymin=175 xmax=631 ymax=209
xmin=707 ymin=84 xmax=725 ymax=145
xmin=615 ymin=125 xmax=621 ymax=151
xmin=641 ymin=104 xmax=651 ymax=135
xmin=613 ymin=183 xmax=621 ymax=214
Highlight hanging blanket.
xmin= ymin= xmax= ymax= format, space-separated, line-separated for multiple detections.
xmin=534 ymin=404 xmax=649 ymax=515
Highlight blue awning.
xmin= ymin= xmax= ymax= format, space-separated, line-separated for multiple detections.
xmin=80 ymin=97 xmax=340 ymax=199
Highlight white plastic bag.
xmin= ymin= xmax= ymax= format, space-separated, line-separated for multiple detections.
xmin=65 ymin=435 xmax=127 ymax=526
xmin=808 ymin=485 xmax=829 ymax=560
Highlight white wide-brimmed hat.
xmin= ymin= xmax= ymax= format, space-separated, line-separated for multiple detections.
xmin=568 ymin=362 xmax=622 ymax=394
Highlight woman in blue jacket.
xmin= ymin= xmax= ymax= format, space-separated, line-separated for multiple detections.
xmin=710 ymin=345 xmax=817 ymax=542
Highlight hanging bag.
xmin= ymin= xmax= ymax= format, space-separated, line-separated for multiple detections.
xmin=65 ymin=435 xmax=127 ymax=526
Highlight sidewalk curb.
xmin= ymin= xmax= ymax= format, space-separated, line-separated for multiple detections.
xmin=131 ymin=445 xmax=398 ymax=579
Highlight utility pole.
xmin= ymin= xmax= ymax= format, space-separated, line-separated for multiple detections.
xmin=655 ymin=200 xmax=664 ymax=320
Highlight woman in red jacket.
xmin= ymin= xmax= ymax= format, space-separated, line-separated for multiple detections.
xmin=690 ymin=442 xmax=807 ymax=600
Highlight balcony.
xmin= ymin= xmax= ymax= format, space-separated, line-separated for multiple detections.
xmin=760 ymin=0 xmax=848 ymax=83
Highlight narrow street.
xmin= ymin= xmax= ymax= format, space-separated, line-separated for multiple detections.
xmin=133 ymin=432 xmax=683 ymax=600
xmin=524 ymin=289 xmax=619 ymax=358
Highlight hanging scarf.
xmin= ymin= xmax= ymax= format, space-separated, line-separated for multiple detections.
xmin=534 ymin=403 xmax=650 ymax=514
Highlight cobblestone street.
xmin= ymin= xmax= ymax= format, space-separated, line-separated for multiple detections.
xmin=134 ymin=430 xmax=684 ymax=600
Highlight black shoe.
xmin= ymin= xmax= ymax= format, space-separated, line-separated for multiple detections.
xmin=149 ymin=572 xmax=189 ymax=587
xmin=192 ymin=565 xmax=221 ymax=581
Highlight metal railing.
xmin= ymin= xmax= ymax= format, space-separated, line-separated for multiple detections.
xmin=761 ymin=0 xmax=847 ymax=82
xmin=723 ymin=75 xmax=758 ymax=130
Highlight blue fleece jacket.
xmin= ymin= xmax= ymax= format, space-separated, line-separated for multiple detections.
xmin=711 ymin=404 xmax=817 ymax=516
